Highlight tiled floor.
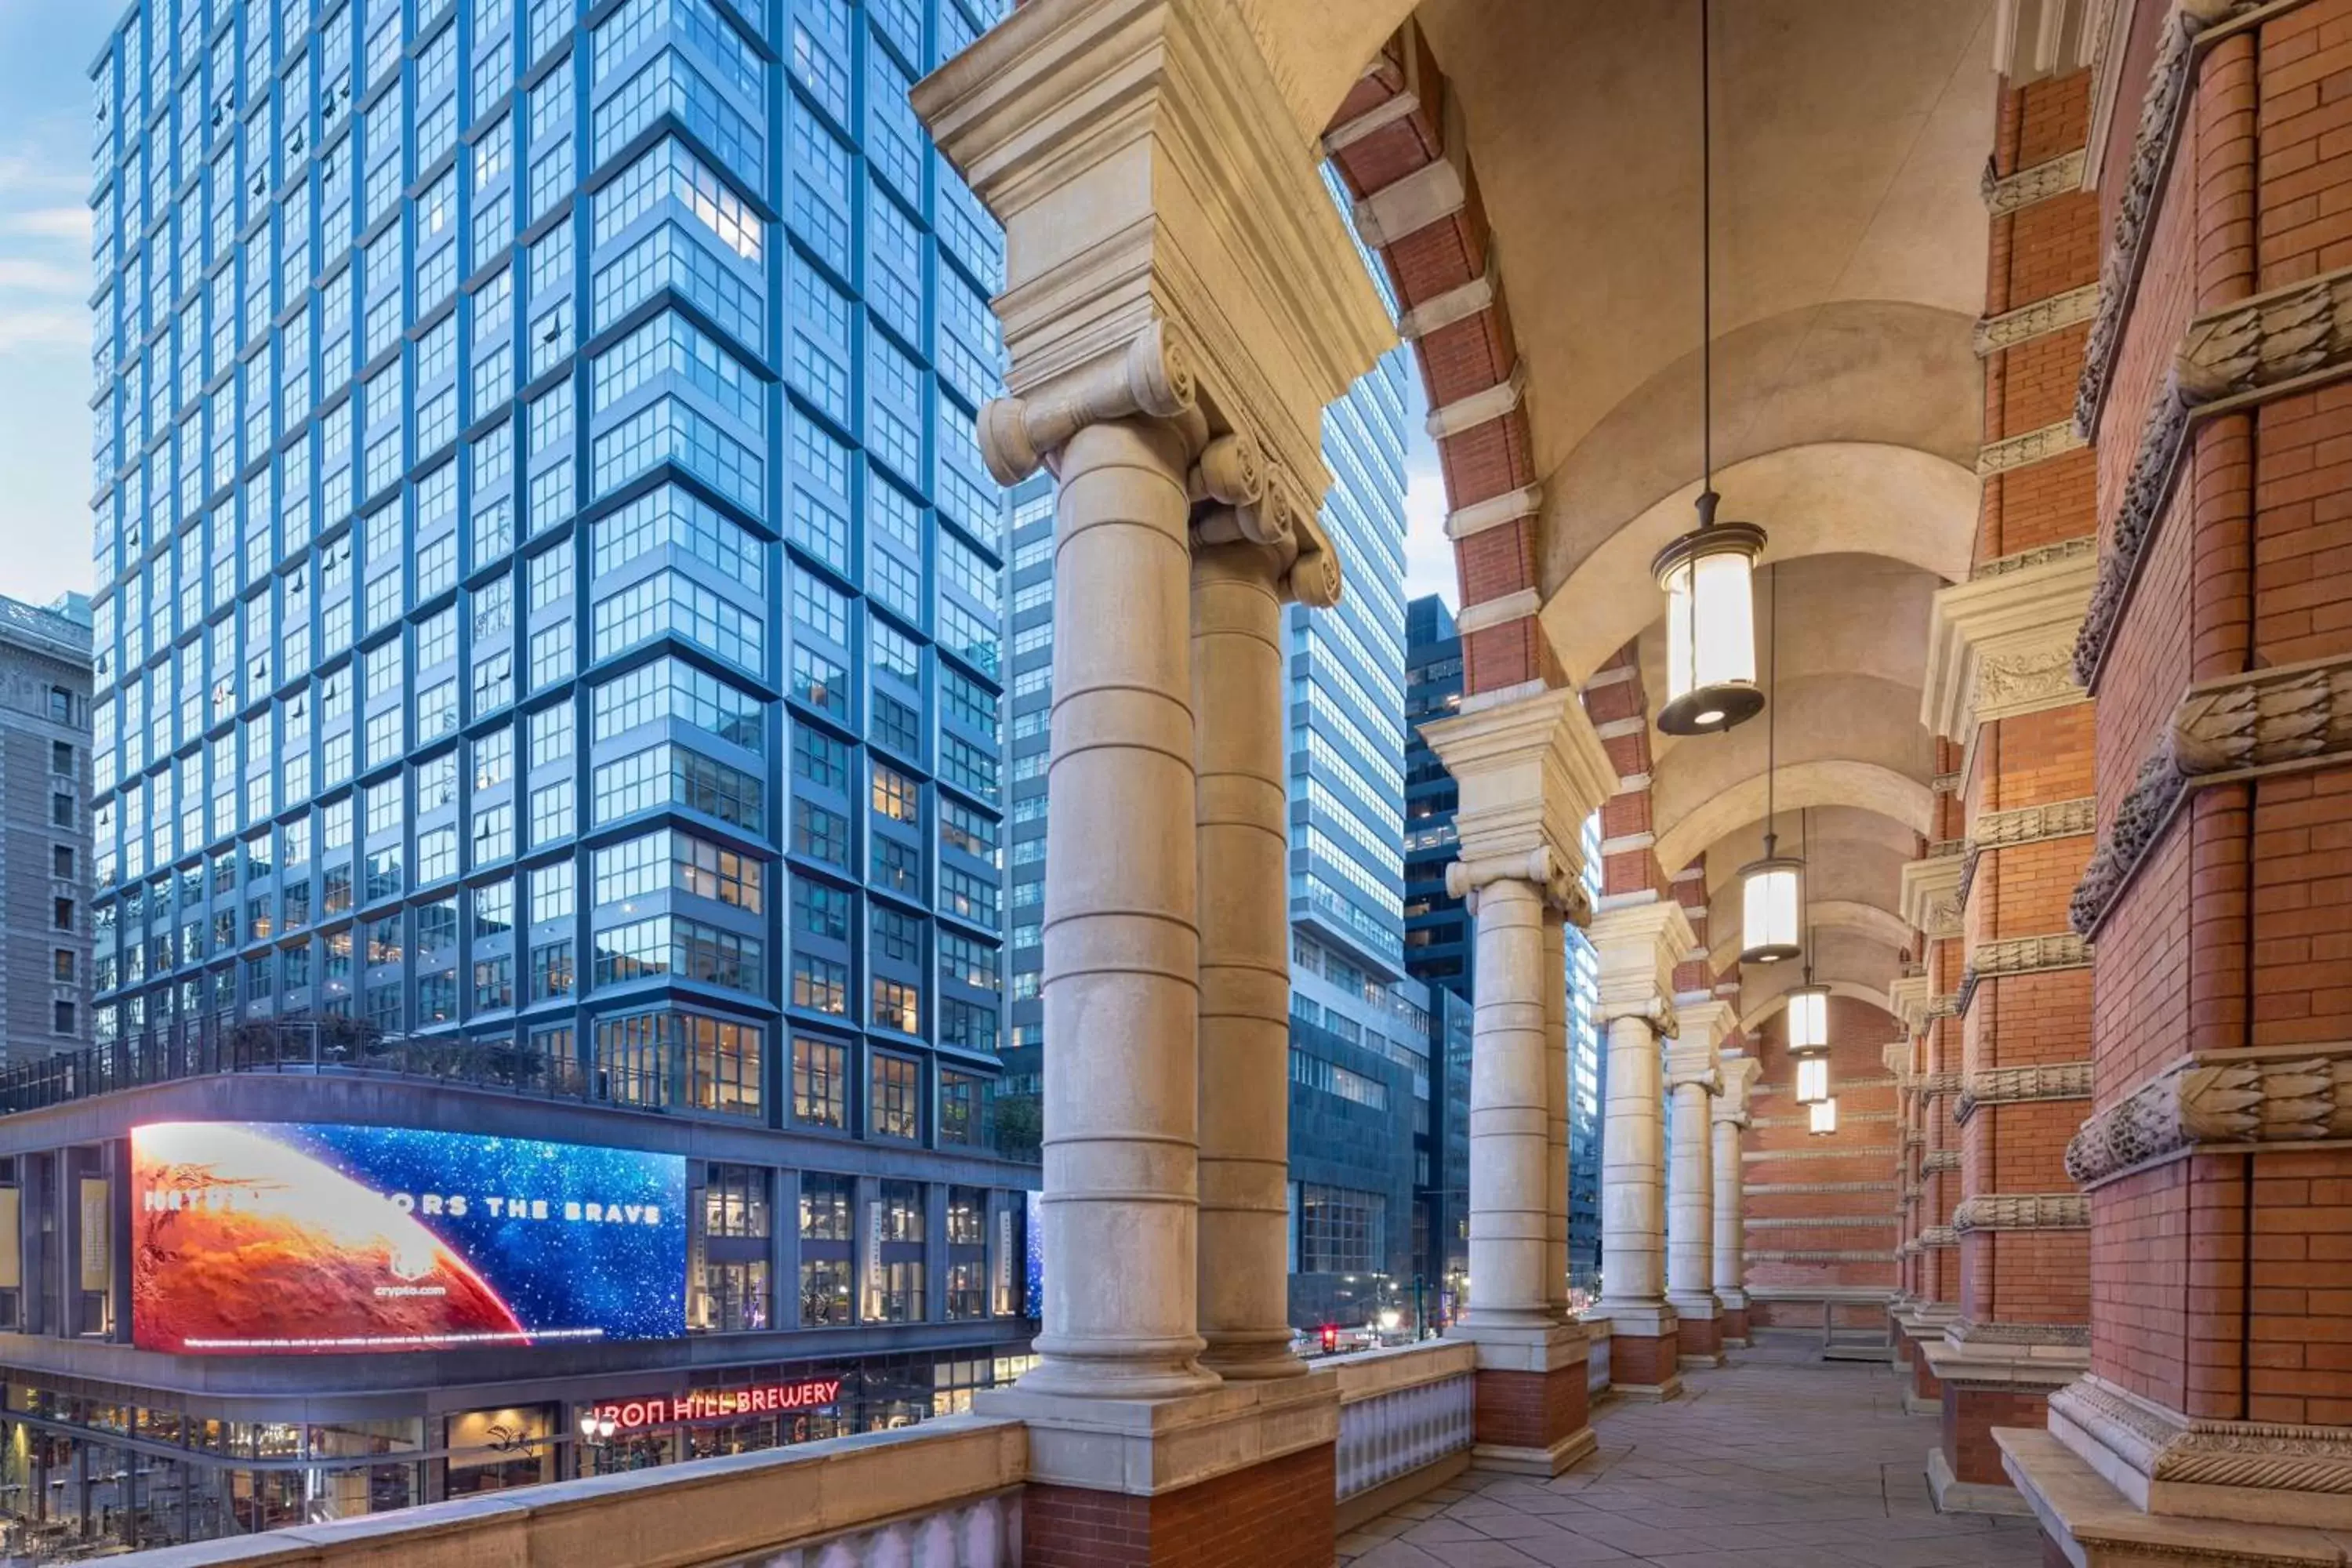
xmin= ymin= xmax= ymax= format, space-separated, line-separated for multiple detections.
xmin=1336 ymin=1346 xmax=2046 ymax=1567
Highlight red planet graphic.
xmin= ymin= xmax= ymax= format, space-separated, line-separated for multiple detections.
xmin=132 ymin=1123 xmax=527 ymax=1352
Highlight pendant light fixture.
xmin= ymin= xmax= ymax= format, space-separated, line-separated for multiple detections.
xmin=1653 ymin=0 xmax=1766 ymax=736
xmin=1808 ymin=1098 xmax=1839 ymax=1136
xmin=1738 ymin=564 xmax=1802 ymax=964
xmin=1789 ymin=811 xmax=1833 ymax=1104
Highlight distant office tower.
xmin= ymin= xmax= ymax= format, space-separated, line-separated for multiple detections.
xmin=44 ymin=0 xmax=1040 ymax=1550
xmin=0 ymin=594 xmax=94 ymax=1064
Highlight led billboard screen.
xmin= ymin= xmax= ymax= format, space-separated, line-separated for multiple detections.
xmin=131 ymin=1122 xmax=686 ymax=1354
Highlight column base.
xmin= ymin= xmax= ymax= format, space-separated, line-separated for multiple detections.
xmin=1922 ymin=1326 xmax=2084 ymax=1510
xmin=978 ymin=1377 xmax=1338 ymax=1566
xmin=1669 ymin=1294 xmax=1722 ymax=1367
xmin=1450 ymin=1322 xmax=1597 ymax=1477
xmin=2001 ymin=1426 xmax=2352 ymax=1567
xmin=1718 ymin=1292 xmax=1751 ymax=1348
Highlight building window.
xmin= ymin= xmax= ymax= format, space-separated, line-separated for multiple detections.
xmin=694 ymin=1163 xmax=771 ymax=1334
xmin=52 ymin=898 xmax=72 ymax=932
xmin=1296 ymin=1184 xmax=1386 ymax=1275
xmin=51 ymin=949 xmax=73 ymax=982
xmin=864 ymin=1179 xmax=925 ymax=1323
xmin=870 ymin=1051 xmax=920 ymax=1141
xmin=52 ymin=1000 xmax=74 ymax=1036
xmin=872 ymin=977 xmax=920 ymax=1036
xmin=799 ymin=1171 xmax=855 ymax=1327
xmin=793 ymin=1034 xmax=847 ymax=1129
xmin=939 ymin=1069 xmax=982 ymax=1147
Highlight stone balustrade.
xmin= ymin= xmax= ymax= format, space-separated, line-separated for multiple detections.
xmin=1323 ymin=1341 xmax=1479 ymax=1528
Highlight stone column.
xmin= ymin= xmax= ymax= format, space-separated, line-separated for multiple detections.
xmin=1664 ymin=1037 xmax=1721 ymax=1367
xmin=1541 ymin=902 xmax=1571 ymax=1320
xmin=1427 ymin=688 xmax=1616 ymax=1475
xmin=1192 ymin=489 xmax=1318 ymax=1381
xmin=1712 ymin=1054 xmax=1760 ymax=1347
xmin=1588 ymin=898 xmax=1697 ymax=1401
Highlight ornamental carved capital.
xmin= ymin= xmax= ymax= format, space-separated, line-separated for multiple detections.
xmin=2051 ymin=1374 xmax=2352 ymax=1504
xmin=1955 ymin=1061 xmax=2093 ymax=1124
xmin=1951 ymin=1193 xmax=2090 ymax=1233
xmin=1588 ymin=898 xmax=1699 ymax=1032
xmin=2065 ymin=1046 xmax=2352 ymax=1187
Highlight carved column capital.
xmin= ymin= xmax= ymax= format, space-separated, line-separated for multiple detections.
xmin=1588 ymin=899 xmax=1699 ymax=1034
xmin=1427 ymin=686 xmax=1617 ymax=929
xmin=1714 ymin=1054 xmax=1762 ymax=1125
xmin=2067 ymin=1047 xmax=2352 ymax=1187
xmin=1920 ymin=542 xmax=2095 ymax=746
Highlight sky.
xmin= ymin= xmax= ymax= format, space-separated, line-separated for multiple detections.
xmin=0 ymin=0 xmax=1454 ymax=615
xmin=0 ymin=1 xmax=111 ymax=612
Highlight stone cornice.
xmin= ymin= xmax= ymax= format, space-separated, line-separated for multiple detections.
xmin=1974 ymin=284 xmax=2100 ymax=357
xmin=1742 ymin=1181 xmax=1896 ymax=1195
xmin=913 ymin=0 xmax=1393 ymax=513
xmin=1976 ymin=419 xmax=2088 ymax=476
xmin=2051 ymin=1374 xmax=2352 ymax=1515
xmin=1918 ymin=1225 xmax=1958 ymax=1250
xmin=1922 ymin=543 xmax=2096 ymax=745
xmin=2065 ymin=1045 xmax=2352 ymax=1188
xmin=2077 ymin=264 xmax=2352 ymax=689
xmin=1982 ymin=147 xmax=2088 ymax=216
xmin=1889 ymin=973 xmax=1933 ymax=1035
xmin=1953 ymin=1193 xmax=2091 ymax=1233
xmin=1747 ymin=1250 xmax=1894 ymax=1264
xmin=1955 ymin=1061 xmax=2094 ymax=1123
xmin=1922 ymin=1149 xmax=1962 ymax=1174
xmin=1916 ymin=1072 xmax=1962 ymax=1103
xmin=2074 ymin=0 xmax=2267 ymax=438
xmin=1958 ymin=932 xmax=2092 ymax=1014
xmin=1971 ymin=535 xmax=2099 ymax=583
xmin=1712 ymin=1052 xmax=1762 ymax=1124
xmin=2072 ymin=653 xmax=2352 ymax=934
xmin=1900 ymin=855 xmax=1965 ymax=942
xmin=1744 ymin=1146 xmax=1897 ymax=1163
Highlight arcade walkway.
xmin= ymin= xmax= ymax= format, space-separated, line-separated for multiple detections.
xmin=1339 ymin=1349 xmax=2045 ymax=1568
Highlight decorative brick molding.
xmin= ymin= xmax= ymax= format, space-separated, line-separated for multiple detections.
xmin=1744 ymin=1214 xmax=1899 ymax=1229
xmin=2074 ymin=0 xmax=2262 ymax=437
xmin=1748 ymin=1250 xmax=1896 ymax=1264
xmin=1740 ymin=1181 xmax=1896 ymax=1196
xmin=1951 ymin=1194 xmax=2091 ymax=1233
xmin=1918 ymin=1225 xmax=1958 ymax=1249
xmin=1976 ymin=419 xmax=2087 ymax=476
xmin=1950 ymin=1317 xmax=2090 ymax=1349
xmin=2050 ymin=1374 xmax=2352 ymax=1524
xmin=1744 ymin=1146 xmax=1898 ymax=1163
xmin=1980 ymin=147 xmax=2088 ymax=215
xmin=1755 ymin=1111 xmax=1894 ymax=1129
xmin=1970 ymin=535 xmax=2098 ymax=583
xmin=2076 ymin=263 xmax=2352 ymax=687
xmin=1922 ymin=1150 xmax=1962 ymax=1174
xmin=1926 ymin=993 xmax=1962 ymax=1021
xmin=1955 ymin=1062 xmax=2093 ymax=1123
xmin=2071 ymin=653 xmax=2352 ymax=933
xmin=2063 ymin=1046 xmax=2352 ymax=1188
xmin=1957 ymin=797 xmax=2096 ymax=907
xmin=1931 ymin=768 xmax=1964 ymax=794
xmin=1916 ymin=1072 xmax=1962 ymax=1102
xmin=1973 ymin=284 xmax=2100 ymax=357
xmin=1958 ymin=933 xmax=2092 ymax=1014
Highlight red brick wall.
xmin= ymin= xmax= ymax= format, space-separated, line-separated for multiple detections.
xmin=1025 ymin=1445 xmax=1336 ymax=1568
xmin=1740 ymin=1000 xmax=1901 ymax=1298
xmin=1944 ymin=1385 xmax=2052 ymax=1486
xmin=1473 ymin=1363 xmax=1588 ymax=1451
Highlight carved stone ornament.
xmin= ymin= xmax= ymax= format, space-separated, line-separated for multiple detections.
xmin=1951 ymin=1193 xmax=2091 ymax=1233
xmin=1922 ymin=1149 xmax=1962 ymax=1174
xmin=2072 ymin=654 xmax=2352 ymax=933
xmin=2074 ymin=0 xmax=2260 ymax=438
xmin=1919 ymin=1225 xmax=1958 ymax=1249
xmin=2078 ymin=264 xmax=2352 ymax=687
xmin=2065 ymin=1046 xmax=2352 ymax=1187
xmin=1958 ymin=932 xmax=2092 ymax=1014
xmin=2052 ymin=1374 xmax=2352 ymax=1506
xmin=1976 ymin=648 xmax=2079 ymax=712
xmin=1950 ymin=1317 xmax=2091 ymax=1348
xmin=1747 ymin=1250 xmax=1895 ymax=1265
xmin=1955 ymin=1061 xmax=2093 ymax=1123
xmin=1976 ymin=419 xmax=2088 ymax=477
xmin=1927 ymin=993 xmax=1962 ymax=1021
xmin=1974 ymin=285 xmax=2100 ymax=358
xmin=1917 ymin=1072 xmax=1962 ymax=1103
xmin=1958 ymin=796 xmax=2096 ymax=909
xmin=1980 ymin=147 xmax=2088 ymax=216
xmin=1447 ymin=845 xmax=1588 ymax=927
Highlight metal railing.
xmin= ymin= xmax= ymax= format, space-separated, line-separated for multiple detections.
xmin=1322 ymin=1341 xmax=1476 ymax=1509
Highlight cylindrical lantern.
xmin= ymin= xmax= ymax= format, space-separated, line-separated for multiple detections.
xmin=1795 ymin=1054 xmax=1829 ymax=1105
xmin=1787 ymin=983 xmax=1830 ymax=1051
xmin=1808 ymin=1098 xmax=1838 ymax=1136
xmin=1738 ymin=854 xmax=1803 ymax=964
xmin=1651 ymin=503 xmax=1767 ymax=735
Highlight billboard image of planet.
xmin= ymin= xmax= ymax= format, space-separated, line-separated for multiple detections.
xmin=131 ymin=1122 xmax=687 ymax=1354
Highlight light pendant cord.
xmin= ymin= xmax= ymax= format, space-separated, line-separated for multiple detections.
xmin=1762 ymin=561 xmax=1777 ymax=855
xmin=1700 ymin=0 xmax=1711 ymax=503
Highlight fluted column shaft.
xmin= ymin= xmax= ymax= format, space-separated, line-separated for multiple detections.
xmin=1711 ymin=1114 xmax=1746 ymax=1306
xmin=1666 ymin=1073 xmax=1716 ymax=1306
xmin=1463 ymin=877 xmax=1557 ymax=1328
xmin=1599 ymin=1017 xmax=1667 ymax=1307
xmin=1029 ymin=416 xmax=1214 ymax=1398
xmin=1192 ymin=542 xmax=1303 ymax=1379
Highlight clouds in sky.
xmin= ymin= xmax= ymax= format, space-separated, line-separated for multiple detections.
xmin=0 ymin=3 xmax=107 ymax=611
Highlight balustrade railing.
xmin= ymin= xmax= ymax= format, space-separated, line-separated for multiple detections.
xmin=1321 ymin=1341 xmax=1477 ymax=1517
xmin=714 ymin=1487 xmax=1020 ymax=1567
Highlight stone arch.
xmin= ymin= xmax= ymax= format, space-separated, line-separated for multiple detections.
xmin=1653 ymin=759 xmax=1933 ymax=880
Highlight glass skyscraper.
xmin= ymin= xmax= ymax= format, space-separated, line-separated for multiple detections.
xmin=82 ymin=0 xmax=1015 ymax=1189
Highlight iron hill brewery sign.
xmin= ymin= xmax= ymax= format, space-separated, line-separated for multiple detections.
xmin=590 ymin=1377 xmax=843 ymax=1432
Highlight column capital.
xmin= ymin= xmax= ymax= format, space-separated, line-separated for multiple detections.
xmin=1664 ymin=1041 xmax=1720 ymax=1095
xmin=1426 ymin=686 xmax=1617 ymax=918
xmin=1713 ymin=1054 xmax=1762 ymax=1124
xmin=913 ymin=0 xmax=1393 ymax=521
xmin=1588 ymin=900 xmax=1698 ymax=1033
xmin=1889 ymin=972 xmax=1933 ymax=1036
xmin=1675 ymin=998 xmax=1737 ymax=1056
xmin=1900 ymin=853 xmax=1965 ymax=942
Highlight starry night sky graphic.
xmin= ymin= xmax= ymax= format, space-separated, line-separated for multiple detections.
xmin=267 ymin=1123 xmax=687 ymax=1341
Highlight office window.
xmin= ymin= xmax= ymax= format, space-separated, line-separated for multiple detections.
xmin=792 ymin=1033 xmax=846 ymax=1128
xmin=939 ymin=1069 xmax=982 ymax=1148
xmin=1296 ymin=1184 xmax=1385 ymax=1275
xmin=869 ymin=1051 xmax=919 ymax=1138
xmin=791 ymin=953 xmax=847 ymax=1016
